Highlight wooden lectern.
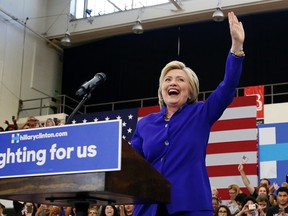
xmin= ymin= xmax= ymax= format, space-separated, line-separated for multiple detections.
xmin=0 ymin=139 xmax=171 ymax=215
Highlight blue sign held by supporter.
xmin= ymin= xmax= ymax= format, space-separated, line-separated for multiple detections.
xmin=0 ymin=120 xmax=122 ymax=178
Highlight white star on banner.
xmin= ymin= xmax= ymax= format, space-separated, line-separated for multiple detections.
xmin=71 ymin=108 xmax=139 ymax=142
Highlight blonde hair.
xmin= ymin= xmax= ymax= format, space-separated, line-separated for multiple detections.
xmin=45 ymin=118 xmax=55 ymax=127
xmin=158 ymin=60 xmax=199 ymax=108
xmin=211 ymin=186 xmax=219 ymax=197
xmin=228 ymin=184 xmax=242 ymax=195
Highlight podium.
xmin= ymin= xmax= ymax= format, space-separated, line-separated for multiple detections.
xmin=0 ymin=139 xmax=171 ymax=214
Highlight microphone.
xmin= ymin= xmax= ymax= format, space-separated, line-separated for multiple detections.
xmin=76 ymin=72 xmax=106 ymax=97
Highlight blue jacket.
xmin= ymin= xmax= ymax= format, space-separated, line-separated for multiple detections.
xmin=131 ymin=52 xmax=244 ymax=215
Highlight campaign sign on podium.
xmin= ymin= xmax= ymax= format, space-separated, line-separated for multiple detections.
xmin=0 ymin=120 xmax=122 ymax=178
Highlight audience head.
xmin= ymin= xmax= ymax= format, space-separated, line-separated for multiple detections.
xmin=211 ymin=186 xmax=219 ymax=198
xmin=45 ymin=118 xmax=55 ymax=127
xmin=26 ymin=116 xmax=40 ymax=128
xmin=277 ymin=186 xmax=288 ymax=195
xmin=228 ymin=184 xmax=242 ymax=200
xmin=54 ymin=118 xmax=63 ymax=126
xmin=88 ymin=207 xmax=98 ymax=216
xmin=47 ymin=205 xmax=61 ymax=215
xmin=276 ymin=186 xmax=288 ymax=207
xmin=100 ymin=204 xmax=119 ymax=216
xmin=123 ymin=204 xmax=134 ymax=215
xmin=242 ymin=196 xmax=257 ymax=205
xmin=235 ymin=193 xmax=248 ymax=210
xmin=257 ymin=184 xmax=269 ymax=196
xmin=215 ymin=205 xmax=232 ymax=216
xmin=260 ymin=178 xmax=270 ymax=188
xmin=256 ymin=194 xmax=269 ymax=212
xmin=212 ymin=197 xmax=220 ymax=213
xmin=4 ymin=119 xmax=17 ymax=131
xmin=241 ymin=196 xmax=257 ymax=215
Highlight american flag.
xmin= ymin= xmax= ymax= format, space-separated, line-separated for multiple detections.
xmin=207 ymin=96 xmax=258 ymax=201
xmin=71 ymin=106 xmax=160 ymax=142
xmin=71 ymin=96 xmax=257 ymax=201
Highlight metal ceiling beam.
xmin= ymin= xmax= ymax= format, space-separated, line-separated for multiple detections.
xmin=169 ymin=0 xmax=183 ymax=11
xmin=107 ymin=0 xmax=123 ymax=12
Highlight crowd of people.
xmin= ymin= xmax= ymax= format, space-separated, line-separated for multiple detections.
xmin=2 ymin=202 xmax=134 ymax=216
xmin=0 ymin=115 xmax=63 ymax=132
xmin=212 ymin=168 xmax=288 ymax=216
xmin=0 ymin=171 xmax=287 ymax=216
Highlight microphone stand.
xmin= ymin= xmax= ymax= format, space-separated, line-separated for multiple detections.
xmin=65 ymin=89 xmax=104 ymax=216
xmin=66 ymin=92 xmax=91 ymax=124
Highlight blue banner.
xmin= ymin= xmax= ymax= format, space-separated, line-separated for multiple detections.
xmin=258 ymin=122 xmax=288 ymax=185
xmin=0 ymin=120 xmax=122 ymax=178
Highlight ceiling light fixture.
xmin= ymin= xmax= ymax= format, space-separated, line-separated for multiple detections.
xmin=212 ymin=0 xmax=224 ymax=22
xmin=61 ymin=31 xmax=71 ymax=46
xmin=132 ymin=17 xmax=144 ymax=34
xmin=61 ymin=14 xmax=71 ymax=46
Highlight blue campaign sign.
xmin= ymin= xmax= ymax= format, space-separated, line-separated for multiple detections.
xmin=258 ymin=122 xmax=288 ymax=184
xmin=0 ymin=120 xmax=122 ymax=178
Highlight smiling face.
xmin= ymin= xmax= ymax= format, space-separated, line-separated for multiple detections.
xmin=161 ymin=69 xmax=190 ymax=109
xmin=158 ymin=60 xmax=199 ymax=108
xmin=258 ymin=186 xmax=268 ymax=196
xmin=105 ymin=205 xmax=114 ymax=216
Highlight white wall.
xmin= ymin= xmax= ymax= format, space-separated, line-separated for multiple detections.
xmin=0 ymin=0 xmax=63 ymax=129
xmin=264 ymin=102 xmax=288 ymax=124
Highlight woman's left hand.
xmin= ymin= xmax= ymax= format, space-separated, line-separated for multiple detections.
xmin=228 ymin=11 xmax=245 ymax=53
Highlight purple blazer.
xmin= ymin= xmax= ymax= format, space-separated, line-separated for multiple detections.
xmin=131 ymin=52 xmax=244 ymax=215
